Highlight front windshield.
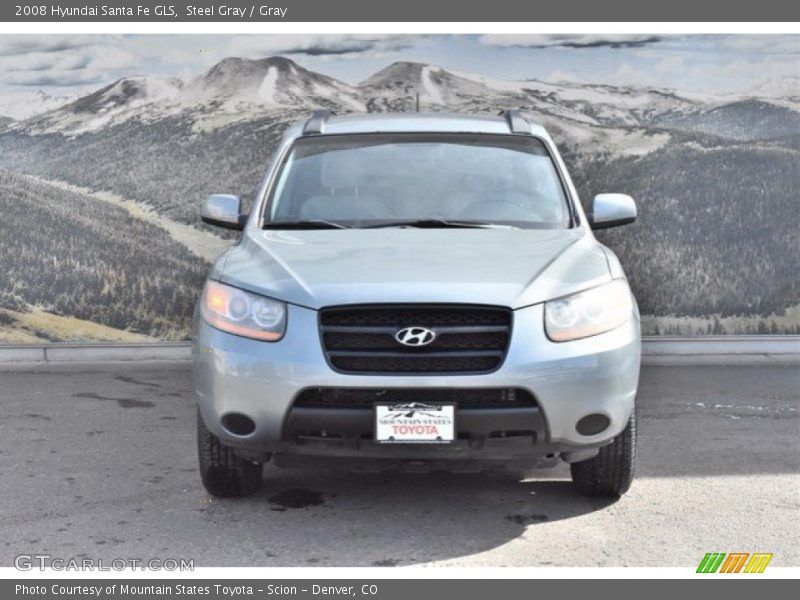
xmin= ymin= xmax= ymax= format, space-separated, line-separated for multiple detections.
xmin=265 ymin=133 xmax=571 ymax=229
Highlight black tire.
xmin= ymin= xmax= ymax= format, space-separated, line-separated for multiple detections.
xmin=570 ymin=411 xmax=636 ymax=498
xmin=197 ymin=410 xmax=262 ymax=497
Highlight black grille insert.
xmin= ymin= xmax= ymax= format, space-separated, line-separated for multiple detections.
xmin=319 ymin=304 xmax=512 ymax=374
xmin=294 ymin=387 xmax=536 ymax=410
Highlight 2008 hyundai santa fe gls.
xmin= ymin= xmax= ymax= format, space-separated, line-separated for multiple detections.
xmin=193 ymin=110 xmax=641 ymax=498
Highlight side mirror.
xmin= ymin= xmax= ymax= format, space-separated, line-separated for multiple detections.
xmin=201 ymin=194 xmax=247 ymax=231
xmin=590 ymin=194 xmax=637 ymax=230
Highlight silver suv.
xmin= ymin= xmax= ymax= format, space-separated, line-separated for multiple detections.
xmin=194 ymin=110 xmax=640 ymax=498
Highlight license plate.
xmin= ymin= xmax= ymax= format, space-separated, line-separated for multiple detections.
xmin=375 ymin=403 xmax=455 ymax=444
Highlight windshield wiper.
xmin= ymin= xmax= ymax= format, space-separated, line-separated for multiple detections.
xmin=362 ymin=218 xmax=516 ymax=230
xmin=263 ymin=220 xmax=352 ymax=230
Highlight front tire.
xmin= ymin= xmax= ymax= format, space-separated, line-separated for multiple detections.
xmin=197 ymin=410 xmax=263 ymax=497
xmin=570 ymin=412 xmax=636 ymax=498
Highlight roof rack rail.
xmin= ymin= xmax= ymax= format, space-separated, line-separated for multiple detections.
xmin=498 ymin=109 xmax=530 ymax=135
xmin=303 ymin=109 xmax=332 ymax=135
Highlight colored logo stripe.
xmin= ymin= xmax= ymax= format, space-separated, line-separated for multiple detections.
xmin=697 ymin=552 xmax=773 ymax=573
xmin=744 ymin=553 xmax=773 ymax=573
xmin=697 ymin=553 xmax=726 ymax=573
xmin=720 ymin=553 xmax=749 ymax=573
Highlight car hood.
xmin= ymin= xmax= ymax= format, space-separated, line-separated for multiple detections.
xmin=218 ymin=228 xmax=611 ymax=309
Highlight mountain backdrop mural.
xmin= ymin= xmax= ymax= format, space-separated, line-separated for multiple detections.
xmin=0 ymin=37 xmax=798 ymax=342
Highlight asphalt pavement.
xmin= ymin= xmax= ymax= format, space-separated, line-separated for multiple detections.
xmin=0 ymin=362 xmax=797 ymax=567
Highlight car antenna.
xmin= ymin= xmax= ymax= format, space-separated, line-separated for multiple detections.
xmin=416 ymin=92 xmax=420 ymax=112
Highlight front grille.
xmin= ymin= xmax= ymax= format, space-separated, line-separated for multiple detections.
xmin=319 ymin=305 xmax=512 ymax=374
xmin=294 ymin=387 xmax=536 ymax=410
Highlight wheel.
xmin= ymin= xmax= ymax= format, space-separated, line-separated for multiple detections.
xmin=570 ymin=411 xmax=636 ymax=498
xmin=197 ymin=410 xmax=263 ymax=497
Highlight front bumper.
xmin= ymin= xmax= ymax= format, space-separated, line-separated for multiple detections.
xmin=193 ymin=302 xmax=640 ymax=460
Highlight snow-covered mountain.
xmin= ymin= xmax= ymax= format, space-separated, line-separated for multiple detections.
xmin=357 ymin=61 xmax=702 ymax=129
xmin=183 ymin=56 xmax=364 ymax=111
xmin=0 ymin=90 xmax=75 ymax=121
xmin=359 ymin=61 xmax=495 ymax=110
xmin=355 ymin=61 xmax=713 ymax=154
xmin=16 ymin=57 xmax=368 ymax=135
xmin=4 ymin=56 xmax=798 ymax=146
xmin=69 ymin=76 xmax=184 ymax=113
xmin=20 ymin=76 xmax=184 ymax=135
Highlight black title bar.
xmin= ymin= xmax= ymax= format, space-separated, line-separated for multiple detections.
xmin=4 ymin=0 xmax=800 ymax=22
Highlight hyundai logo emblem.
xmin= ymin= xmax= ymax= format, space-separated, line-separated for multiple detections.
xmin=395 ymin=326 xmax=437 ymax=347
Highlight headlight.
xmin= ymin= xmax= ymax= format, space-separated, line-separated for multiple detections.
xmin=200 ymin=281 xmax=286 ymax=341
xmin=545 ymin=279 xmax=633 ymax=342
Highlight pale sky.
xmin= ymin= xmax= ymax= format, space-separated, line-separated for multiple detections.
xmin=0 ymin=34 xmax=797 ymax=96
